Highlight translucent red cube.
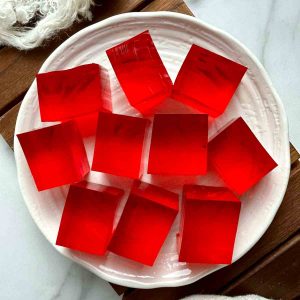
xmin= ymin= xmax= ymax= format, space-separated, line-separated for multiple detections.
xmin=209 ymin=117 xmax=278 ymax=195
xmin=108 ymin=181 xmax=179 ymax=266
xmin=148 ymin=114 xmax=208 ymax=175
xmin=173 ymin=45 xmax=247 ymax=117
xmin=179 ymin=185 xmax=241 ymax=264
xmin=92 ymin=112 xmax=149 ymax=178
xmin=36 ymin=63 xmax=111 ymax=121
xmin=106 ymin=30 xmax=172 ymax=115
xmin=56 ymin=181 xmax=124 ymax=255
xmin=17 ymin=121 xmax=89 ymax=191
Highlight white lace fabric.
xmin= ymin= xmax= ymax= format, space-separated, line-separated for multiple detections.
xmin=0 ymin=0 xmax=94 ymax=50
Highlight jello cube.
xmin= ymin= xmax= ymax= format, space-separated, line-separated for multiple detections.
xmin=109 ymin=181 xmax=179 ymax=266
xmin=37 ymin=64 xmax=111 ymax=121
xmin=56 ymin=181 xmax=124 ymax=255
xmin=148 ymin=114 xmax=208 ymax=175
xmin=106 ymin=30 xmax=172 ymax=115
xmin=92 ymin=112 xmax=149 ymax=179
xmin=179 ymin=185 xmax=241 ymax=264
xmin=208 ymin=117 xmax=277 ymax=195
xmin=17 ymin=121 xmax=89 ymax=191
xmin=173 ymin=44 xmax=247 ymax=117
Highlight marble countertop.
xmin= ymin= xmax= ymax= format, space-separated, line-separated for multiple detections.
xmin=0 ymin=136 xmax=121 ymax=300
xmin=0 ymin=1 xmax=299 ymax=299
xmin=187 ymin=0 xmax=300 ymax=151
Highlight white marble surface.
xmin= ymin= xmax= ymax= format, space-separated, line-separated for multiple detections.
xmin=186 ymin=0 xmax=300 ymax=151
xmin=0 ymin=136 xmax=120 ymax=300
xmin=0 ymin=2 xmax=299 ymax=299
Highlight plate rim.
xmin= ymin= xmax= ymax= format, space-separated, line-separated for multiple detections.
xmin=14 ymin=11 xmax=290 ymax=288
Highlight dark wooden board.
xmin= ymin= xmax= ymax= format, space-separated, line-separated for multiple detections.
xmin=224 ymin=233 xmax=300 ymax=299
xmin=141 ymin=0 xmax=193 ymax=14
xmin=1 ymin=100 xmax=298 ymax=168
xmin=0 ymin=0 xmax=299 ymax=298
xmin=0 ymin=102 xmax=21 ymax=149
xmin=0 ymin=0 xmax=151 ymax=115
xmin=124 ymin=163 xmax=300 ymax=299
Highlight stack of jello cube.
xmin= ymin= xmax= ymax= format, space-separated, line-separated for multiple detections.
xmin=17 ymin=30 xmax=277 ymax=266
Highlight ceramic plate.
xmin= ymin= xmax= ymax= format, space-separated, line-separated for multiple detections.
xmin=14 ymin=12 xmax=290 ymax=288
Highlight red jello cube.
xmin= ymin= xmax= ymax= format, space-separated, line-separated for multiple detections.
xmin=17 ymin=121 xmax=89 ymax=191
xmin=92 ymin=112 xmax=149 ymax=178
xmin=37 ymin=64 xmax=111 ymax=121
xmin=208 ymin=117 xmax=278 ymax=195
xmin=106 ymin=30 xmax=172 ymax=115
xmin=56 ymin=181 xmax=124 ymax=255
xmin=148 ymin=114 xmax=208 ymax=175
xmin=179 ymin=185 xmax=241 ymax=264
xmin=108 ymin=181 xmax=179 ymax=266
xmin=173 ymin=45 xmax=247 ymax=117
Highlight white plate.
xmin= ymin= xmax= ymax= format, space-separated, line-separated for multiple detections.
xmin=14 ymin=12 xmax=290 ymax=288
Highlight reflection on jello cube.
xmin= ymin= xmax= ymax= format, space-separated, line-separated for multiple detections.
xmin=208 ymin=117 xmax=278 ymax=195
xmin=179 ymin=185 xmax=241 ymax=264
xmin=56 ymin=181 xmax=124 ymax=255
xmin=148 ymin=114 xmax=208 ymax=175
xmin=17 ymin=121 xmax=89 ymax=191
xmin=172 ymin=45 xmax=247 ymax=117
xmin=108 ymin=180 xmax=179 ymax=266
xmin=37 ymin=64 xmax=111 ymax=121
xmin=92 ymin=112 xmax=149 ymax=179
xmin=106 ymin=30 xmax=172 ymax=115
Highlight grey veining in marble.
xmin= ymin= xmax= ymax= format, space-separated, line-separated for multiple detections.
xmin=187 ymin=0 xmax=300 ymax=151
xmin=0 ymin=1 xmax=299 ymax=298
xmin=0 ymin=136 xmax=120 ymax=300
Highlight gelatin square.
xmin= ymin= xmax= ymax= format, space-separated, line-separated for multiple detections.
xmin=173 ymin=44 xmax=247 ymax=117
xmin=148 ymin=114 xmax=208 ymax=175
xmin=108 ymin=181 xmax=179 ymax=266
xmin=56 ymin=181 xmax=124 ymax=255
xmin=17 ymin=121 xmax=89 ymax=191
xmin=92 ymin=112 xmax=149 ymax=179
xmin=37 ymin=64 xmax=111 ymax=121
xmin=106 ymin=30 xmax=173 ymax=115
xmin=208 ymin=117 xmax=278 ymax=195
xmin=179 ymin=185 xmax=241 ymax=264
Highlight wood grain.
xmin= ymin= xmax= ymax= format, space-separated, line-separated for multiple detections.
xmin=109 ymin=283 xmax=129 ymax=296
xmin=142 ymin=0 xmax=192 ymax=15
xmin=0 ymin=0 xmax=153 ymax=296
xmin=123 ymin=0 xmax=300 ymax=298
xmin=0 ymin=102 xmax=21 ymax=149
xmin=290 ymin=143 xmax=300 ymax=165
xmin=223 ymin=233 xmax=300 ymax=299
xmin=123 ymin=163 xmax=300 ymax=299
xmin=0 ymin=0 xmax=151 ymax=115
xmin=0 ymin=0 xmax=299 ymax=298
